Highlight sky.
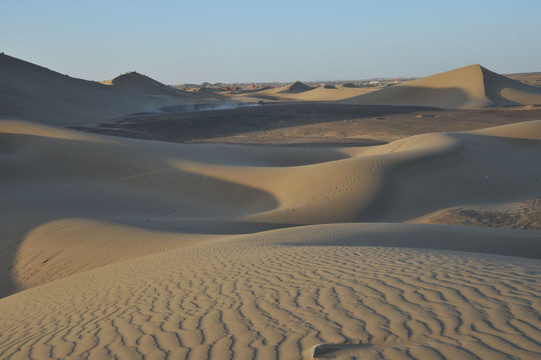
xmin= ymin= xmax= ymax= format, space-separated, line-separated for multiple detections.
xmin=2 ymin=0 xmax=541 ymax=84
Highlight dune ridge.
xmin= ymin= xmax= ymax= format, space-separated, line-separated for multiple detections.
xmin=0 ymin=54 xmax=221 ymax=126
xmin=287 ymin=81 xmax=313 ymax=93
xmin=238 ymin=64 xmax=541 ymax=107
xmin=2 ymin=118 xmax=541 ymax=292
xmin=102 ymin=71 xmax=184 ymax=97
xmin=236 ymin=82 xmax=375 ymax=102
xmin=341 ymin=64 xmax=541 ymax=108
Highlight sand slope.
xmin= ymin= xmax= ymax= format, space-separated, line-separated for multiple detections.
xmin=101 ymin=72 xmax=179 ymax=96
xmin=0 ymin=54 xmax=218 ymax=126
xmin=288 ymin=85 xmax=376 ymax=101
xmin=1 ymin=117 xmax=541 ymax=358
xmin=2 ymin=118 xmax=541 ymax=295
xmin=341 ymin=64 xmax=541 ymax=108
xmin=288 ymin=81 xmax=313 ymax=93
xmin=240 ymin=65 xmax=541 ymax=107
xmin=237 ymin=83 xmax=375 ymax=102
xmin=0 ymin=224 xmax=540 ymax=359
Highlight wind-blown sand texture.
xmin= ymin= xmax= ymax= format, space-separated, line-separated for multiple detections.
xmin=1 ymin=56 xmax=541 ymax=359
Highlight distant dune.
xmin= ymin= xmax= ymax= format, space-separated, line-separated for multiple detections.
xmin=236 ymin=83 xmax=375 ymax=102
xmin=341 ymin=64 xmax=541 ymax=108
xmin=287 ymin=81 xmax=313 ymax=93
xmin=0 ymin=54 xmax=221 ymax=126
xmin=239 ymin=65 xmax=541 ymax=107
xmin=102 ymin=71 xmax=182 ymax=97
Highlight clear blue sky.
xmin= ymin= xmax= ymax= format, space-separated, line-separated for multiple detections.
xmin=2 ymin=0 xmax=540 ymax=84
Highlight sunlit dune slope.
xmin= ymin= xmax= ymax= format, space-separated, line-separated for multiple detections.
xmin=1 ymin=118 xmax=540 ymax=298
xmin=341 ymin=64 xmax=541 ymax=108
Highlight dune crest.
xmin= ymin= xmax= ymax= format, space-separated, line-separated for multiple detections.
xmin=238 ymin=65 xmax=541 ymax=107
xmin=102 ymin=71 xmax=183 ymax=97
xmin=236 ymin=82 xmax=375 ymax=102
xmin=342 ymin=64 xmax=541 ymax=108
xmin=0 ymin=53 xmax=219 ymax=126
xmin=287 ymin=81 xmax=313 ymax=93
xmin=2 ymin=118 xmax=541 ymax=295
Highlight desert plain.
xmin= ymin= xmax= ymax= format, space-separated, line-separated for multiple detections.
xmin=1 ymin=53 xmax=541 ymax=359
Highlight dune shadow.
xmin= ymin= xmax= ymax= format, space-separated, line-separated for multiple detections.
xmin=0 ymin=131 xmax=283 ymax=297
xmin=342 ymin=86 xmax=476 ymax=108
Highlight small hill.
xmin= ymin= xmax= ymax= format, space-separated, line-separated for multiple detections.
xmin=102 ymin=71 xmax=180 ymax=97
xmin=0 ymin=54 xmax=216 ymax=126
xmin=341 ymin=64 xmax=541 ymax=109
xmin=287 ymin=81 xmax=313 ymax=93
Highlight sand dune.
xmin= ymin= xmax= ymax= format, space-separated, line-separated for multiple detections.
xmin=341 ymin=64 xmax=541 ymax=108
xmin=2 ymin=118 xmax=541 ymax=289
xmin=240 ymin=65 xmax=541 ymax=107
xmin=0 ymin=54 xmax=219 ymax=126
xmin=1 ymin=56 xmax=541 ymax=359
xmin=0 ymin=224 xmax=540 ymax=359
xmin=236 ymin=83 xmax=375 ymax=102
xmin=1 ymin=116 xmax=541 ymax=358
xmin=235 ymin=81 xmax=314 ymax=101
xmin=101 ymin=71 xmax=184 ymax=97
xmin=287 ymin=81 xmax=313 ymax=93
xmin=287 ymin=85 xmax=376 ymax=101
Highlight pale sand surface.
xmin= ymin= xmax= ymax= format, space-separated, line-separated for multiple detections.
xmin=0 ymin=225 xmax=540 ymax=360
xmin=238 ymin=65 xmax=541 ymax=107
xmin=1 ymin=118 xmax=541 ymax=359
xmin=1 ymin=57 xmax=541 ymax=359
xmin=236 ymin=84 xmax=376 ymax=102
xmin=340 ymin=64 xmax=541 ymax=108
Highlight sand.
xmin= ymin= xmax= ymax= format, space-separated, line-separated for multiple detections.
xmin=236 ymin=83 xmax=376 ymax=102
xmin=238 ymin=65 xmax=541 ymax=107
xmin=340 ymin=64 xmax=541 ymax=108
xmin=1 ymin=226 xmax=540 ymax=360
xmin=0 ymin=54 xmax=222 ymax=126
xmin=1 ymin=56 xmax=541 ymax=359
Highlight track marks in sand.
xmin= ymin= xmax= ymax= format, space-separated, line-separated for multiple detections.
xmin=0 ymin=243 xmax=540 ymax=359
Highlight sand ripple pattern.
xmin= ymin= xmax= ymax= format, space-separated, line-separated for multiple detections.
xmin=0 ymin=241 xmax=540 ymax=360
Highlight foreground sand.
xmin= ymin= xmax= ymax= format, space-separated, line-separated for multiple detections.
xmin=1 ymin=117 xmax=540 ymax=359
xmin=1 ymin=225 xmax=540 ymax=360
